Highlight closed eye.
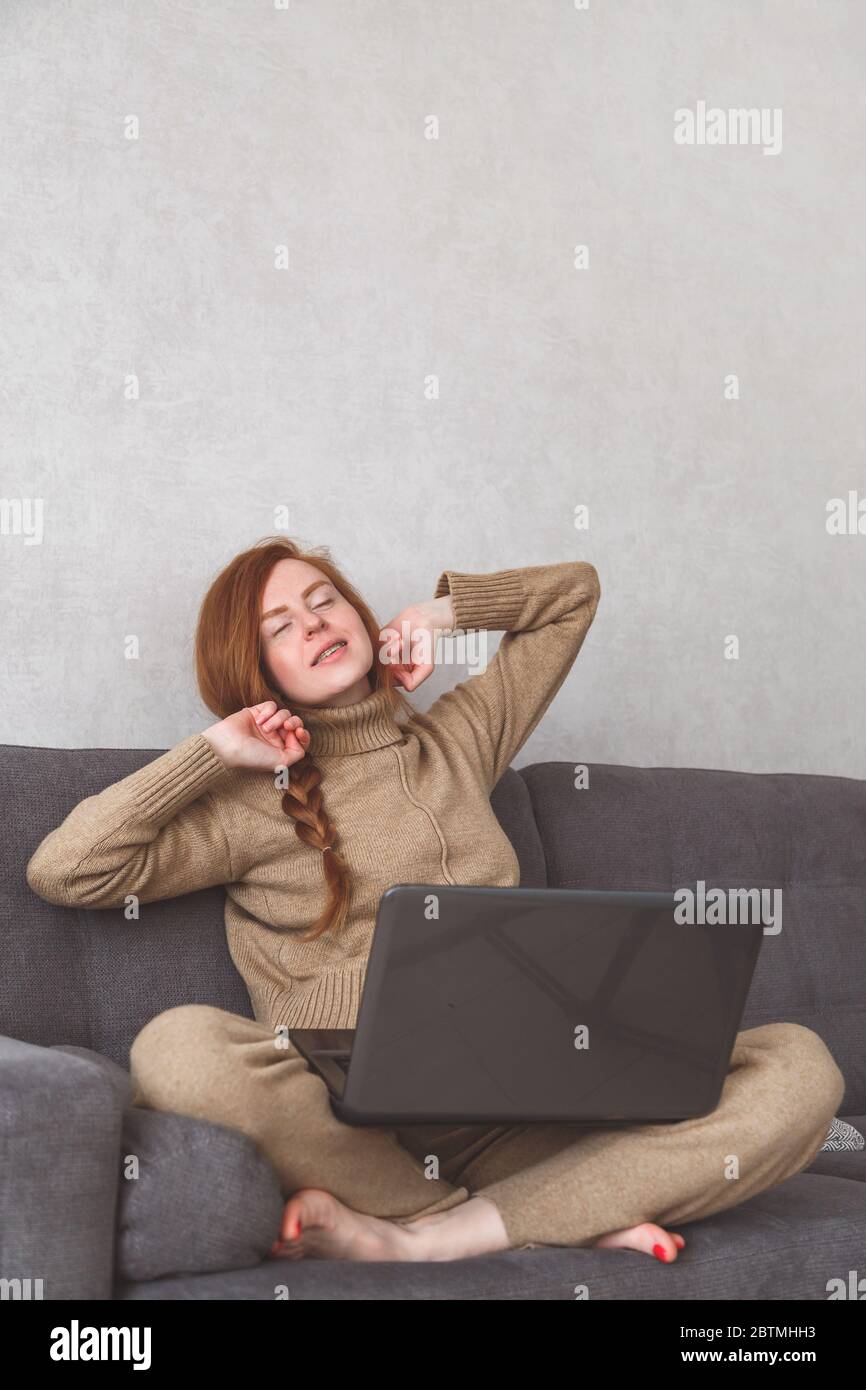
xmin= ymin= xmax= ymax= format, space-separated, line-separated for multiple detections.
xmin=271 ymin=598 xmax=333 ymax=636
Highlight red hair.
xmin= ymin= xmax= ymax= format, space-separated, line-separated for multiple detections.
xmin=194 ymin=535 xmax=412 ymax=940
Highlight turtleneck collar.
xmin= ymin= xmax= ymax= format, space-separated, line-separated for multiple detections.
xmin=287 ymin=685 xmax=408 ymax=757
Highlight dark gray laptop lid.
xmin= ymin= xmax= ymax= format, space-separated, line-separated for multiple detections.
xmin=338 ymin=884 xmax=763 ymax=1125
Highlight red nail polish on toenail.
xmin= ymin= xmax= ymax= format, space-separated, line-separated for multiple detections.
xmin=652 ymin=1243 xmax=668 ymax=1262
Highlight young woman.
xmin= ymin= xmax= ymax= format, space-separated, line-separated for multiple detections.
xmin=26 ymin=537 xmax=844 ymax=1265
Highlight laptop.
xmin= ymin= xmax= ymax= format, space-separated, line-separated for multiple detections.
xmin=289 ymin=883 xmax=764 ymax=1126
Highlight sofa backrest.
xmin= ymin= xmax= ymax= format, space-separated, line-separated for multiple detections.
xmin=520 ymin=762 xmax=866 ymax=1113
xmin=3 ymin=746 xmax=863 ymax=1110
xmin=1 ymin=746 xmax=542 ymax=1069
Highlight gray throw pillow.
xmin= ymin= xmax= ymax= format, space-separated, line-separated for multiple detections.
xmin=51 ymin=1044 xmax=284 ymax=1282
xmin=115 ymin=1107 xmax=284 ymax=1282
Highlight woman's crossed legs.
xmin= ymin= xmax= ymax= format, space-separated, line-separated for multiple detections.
xmin=129 ymin=1007 xmax=843 ymax=1264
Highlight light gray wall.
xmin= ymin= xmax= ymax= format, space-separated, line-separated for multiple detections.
xmin=2 ymin=0 xmax=863 ymax=776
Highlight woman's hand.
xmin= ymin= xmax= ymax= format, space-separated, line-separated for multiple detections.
xmin=202 ymin=702 xmax=311 ymax=772
xmin=379 ymin=595 xmax=455 ymax=692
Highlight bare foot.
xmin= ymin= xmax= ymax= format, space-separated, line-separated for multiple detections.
xmin=268 ymin=1189 xmax=510 ymax=1263
xmin=594 ymin=1223 xmax=686 ymax=1262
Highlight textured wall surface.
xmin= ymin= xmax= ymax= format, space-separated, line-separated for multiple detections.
xmin=2 ymin=0 xmax=863 ymax=775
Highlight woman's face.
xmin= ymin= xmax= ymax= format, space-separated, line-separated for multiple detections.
xmin=259 ymin=558 xmax=374 ymax=708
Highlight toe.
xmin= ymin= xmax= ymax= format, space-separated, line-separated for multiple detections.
xmin=650 ymin=1226 xmax=679 ymax=1262
xmin=281 ymin=1203 xmax=303 ymax=1243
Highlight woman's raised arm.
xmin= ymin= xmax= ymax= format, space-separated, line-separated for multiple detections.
xmin=25 ymin=702 xmax=311 ymax=910
xmin=25 ymin=732 xmax=237 ymax=909
xmin=423 ymin=561 xmax=602 ymax=790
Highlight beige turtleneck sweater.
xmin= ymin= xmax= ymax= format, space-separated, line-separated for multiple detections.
xmin=25 ymin=563 xmax=601 ymax=1031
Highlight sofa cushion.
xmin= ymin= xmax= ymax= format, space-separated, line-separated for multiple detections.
xmin=492 ymin=768 xmax=547 ymax=888
xmin=115 ymin=1172 xmax=866 ymax=1301
xmin=54 ymin=1041 xmax=284 ymax=1281
xmin=51 ymin=1043 xmax=133 ymax=1108
xmin=115 ymin=1108 xmax=284 ymax=1282
xmin=9 ymin=746 xmax=256 ymax=1069
xmin=519 ymin=761 xmax=866 ymax=1113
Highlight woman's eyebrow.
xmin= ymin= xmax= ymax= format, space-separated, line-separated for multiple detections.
xmin=261 ymin=581 xmax=330 ymax=624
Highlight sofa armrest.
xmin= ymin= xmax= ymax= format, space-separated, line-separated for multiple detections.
xmin=0 ymin=1035 xmax=124 ymax=1300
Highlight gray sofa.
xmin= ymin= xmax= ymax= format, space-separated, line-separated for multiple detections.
xmin=2 ymin=744 xmax=864 ymax=1301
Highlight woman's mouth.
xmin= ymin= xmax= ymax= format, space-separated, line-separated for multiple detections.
xmin=313 ymin=640 xmax=348 ymax=667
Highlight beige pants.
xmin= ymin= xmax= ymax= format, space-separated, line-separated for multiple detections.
xmin=128 ymin=1007 xmax=844 ymax=1250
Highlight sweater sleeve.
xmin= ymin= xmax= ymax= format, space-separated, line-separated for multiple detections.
xmin=425 ymin=561 xmax=601 ymax=789
xmin=25 ymin=732 xmax=237 ymax=909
